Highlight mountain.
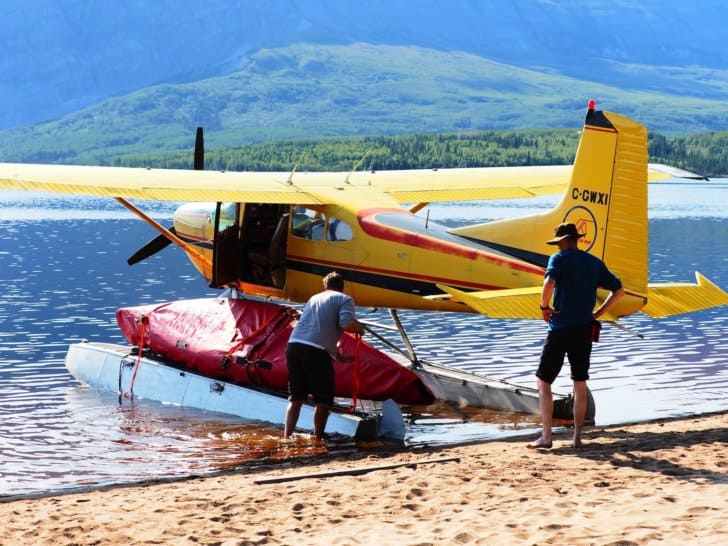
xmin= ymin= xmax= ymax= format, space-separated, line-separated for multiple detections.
xmin=3 ymin=0 xmax=728 ymax=131
xmin=2 ymin=42 xmax=728 ymax=164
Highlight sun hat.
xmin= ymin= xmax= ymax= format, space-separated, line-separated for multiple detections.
xmin=546 ymin=222 xmax=585 ymax=245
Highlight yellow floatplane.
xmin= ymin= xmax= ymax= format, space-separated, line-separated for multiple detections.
xmin=2 ymin=104 xmax=724 ymax=318
xmin=1 ymin=103 xmax=726 ymax=434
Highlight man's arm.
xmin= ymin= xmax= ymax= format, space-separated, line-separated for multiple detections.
xmin=593 ymin=287 xmax=625 ymax=320
xmin=339 ymin=297 xmax=365 ymax=335
xmin=540 ymin=276 xmax=559 ymax=322
xmin=594 ymin=262 xmax=625 ymax=320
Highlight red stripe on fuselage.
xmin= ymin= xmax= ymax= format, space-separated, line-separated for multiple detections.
xmin=356 ymin=208 xmax=544 ymax=276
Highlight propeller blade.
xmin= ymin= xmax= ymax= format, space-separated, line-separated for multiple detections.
xmin=128 ymin=128 xmax=203 ymax=266
xmin=194 ymin=127 xmax=204 ymax=170
xmin=127 ymin=227 xmax=177 ymax=266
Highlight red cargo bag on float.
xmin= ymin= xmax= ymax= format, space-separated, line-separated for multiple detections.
xmin=116 ymin=298 xmax=434 ymax=405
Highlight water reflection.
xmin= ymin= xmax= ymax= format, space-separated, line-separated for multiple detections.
xmin=1 ymin=387 xmax=338 ymax=495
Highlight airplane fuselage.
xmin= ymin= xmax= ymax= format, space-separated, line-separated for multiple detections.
xmin=174 ymin=201 xmax=546 ymax=312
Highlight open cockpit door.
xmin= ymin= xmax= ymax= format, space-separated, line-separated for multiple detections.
xmin=238 ymin=203 xmax=291 ymax=289
xmin=211 ymin=202 xmax=242 ymax=288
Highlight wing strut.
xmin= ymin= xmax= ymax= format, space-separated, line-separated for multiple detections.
xmin=127 ymin=127 xmax=205 ymax=265
xmin=115 ymin=197 xmax=212 ymax=269
xmin=389 ymin=309 xmax=420 ymax=367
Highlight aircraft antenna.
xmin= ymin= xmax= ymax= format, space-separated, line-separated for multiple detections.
xmin=344 ymin=150 xmax=369 ymax=184
xmin=287 ymin=152 xmax=307 ymax=185
xmin=425 ymin=208 xmax=430 ymax=230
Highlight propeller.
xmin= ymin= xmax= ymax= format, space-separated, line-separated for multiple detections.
xmin=127 ymin=226 xmax=178 ymax=265
xmin=194 ymin=126 xmax=204 ymax=170
xmin=126 ymin=127 xmax=204 ymax=266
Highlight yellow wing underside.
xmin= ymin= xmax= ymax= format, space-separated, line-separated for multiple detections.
xmin=0 ymin=162 xmax=700 ymax=205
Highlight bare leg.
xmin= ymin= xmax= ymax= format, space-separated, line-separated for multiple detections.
xmin=313 ymin=403 xmax=330 ymax=439
xmin=284 ymin=400 xmax=303 ymax=438
xmin=572 ymin=380 xmax=587 ymax=447
xmin=528 ymin=378 xmax=553 ymax=448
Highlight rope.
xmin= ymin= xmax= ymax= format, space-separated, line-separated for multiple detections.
xmin=124 ymin=315 xmax=148 ymax=399
xmin=347 ymin=333 xmax=362 ymax=413
xmin=223 ymin=308 xmax=294 ymax=365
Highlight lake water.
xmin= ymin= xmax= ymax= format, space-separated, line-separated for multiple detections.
xmin=1 ymin=181 xmax=726 ymax=496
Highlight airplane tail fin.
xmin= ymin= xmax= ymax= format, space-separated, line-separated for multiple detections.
xmin=449 ymin=105 xmax=728 ymax=318
xmin=452 ymin=105 xmax=648 ymax=294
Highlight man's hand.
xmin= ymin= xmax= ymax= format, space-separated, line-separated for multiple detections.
xmin=336 ymin=352 xmax=355 ymax=362
xmin=344 ymin=320 xmax=365 ymax=335
xmin=540 ymin=307 xmax=559 ymax=323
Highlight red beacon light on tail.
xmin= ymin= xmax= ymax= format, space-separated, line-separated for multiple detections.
xmin=587 ymin=99 xmax=596 ymax=110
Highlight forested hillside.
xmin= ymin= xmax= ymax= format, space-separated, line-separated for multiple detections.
xmin=111 ymin=129 xmax=728 ymax=177
xmin=649 ymin=133 xmax=728 ymax=177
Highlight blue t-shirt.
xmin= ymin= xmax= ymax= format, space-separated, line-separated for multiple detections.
xmin=289 ymin=290 xmax=356 ymax=357
xmin=545 ymin=248 xmax=622 ymax=331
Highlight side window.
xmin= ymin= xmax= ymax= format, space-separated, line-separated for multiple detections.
xmin=327 ymin=217 xmax=353 ymax=242
xmin=217 ymin=202 xmax=238 ymax=232
xmin=291 ymin=207 xmax=325 ymax=240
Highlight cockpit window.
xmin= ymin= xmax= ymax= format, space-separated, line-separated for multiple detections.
xmin=327 ymin=217 xmax=353 ymax=242
xmin=217 ymin=202 xmax=238 ymax=231
xmin=291 ymin=207 xmax=325 ymax=240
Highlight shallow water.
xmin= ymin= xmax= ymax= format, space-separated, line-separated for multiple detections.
xmin=0 ymin=182 xmax=726 ymax=496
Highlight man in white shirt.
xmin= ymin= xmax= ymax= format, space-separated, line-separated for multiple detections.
xmin=284 ymin=271 xmax=364 ymax=439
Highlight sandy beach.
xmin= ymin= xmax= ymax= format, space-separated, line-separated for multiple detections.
xmin=2 ymin=411 xmax=726 ymax=545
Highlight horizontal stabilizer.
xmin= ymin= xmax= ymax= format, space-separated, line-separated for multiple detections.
xmin=642 ymin=272 xmax=728 ymax=318
xmin=433 ymin=284 xmax=621 ymax=321
xmin=433 ymin=284 xmax=546 ymax=320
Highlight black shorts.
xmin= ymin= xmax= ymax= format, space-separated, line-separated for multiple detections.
xmin=286 ymin=342 xmax=335 ymax=405
xmin=536 ymin=323 xmax=592 ymax=384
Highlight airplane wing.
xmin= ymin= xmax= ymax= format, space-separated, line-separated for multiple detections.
xmin=0 ymin=162 xmax=569 ymax=203
xmin=347 ymin=165 xmax=571 ymax=203
xmin=0 ymin=162 xmax=704 ymax=205
xmin=0 ymin=163 xmax=324 ymax=204
xmin=646 ymin=163 xmax=709 ymax=181
xmin=346 ymin=163 xmax=705 ymax=204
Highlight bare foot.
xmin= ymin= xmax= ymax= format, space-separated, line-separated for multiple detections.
xmin=572 ymin=437 xmax=583 ymax=449
xmin=526 ymin=436 xmax=553 ymax=449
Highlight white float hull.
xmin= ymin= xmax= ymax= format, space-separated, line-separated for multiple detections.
xmin=411 ymin=360 xmax=594 ymax=421
xmin=65 ymin=342 xmax=399 ymax=440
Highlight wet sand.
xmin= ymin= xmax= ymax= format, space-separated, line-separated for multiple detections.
xmin=1 ymin=411 xmax=726 ymax=545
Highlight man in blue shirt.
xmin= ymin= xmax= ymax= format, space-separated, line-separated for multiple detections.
xmin=284 ymin=271 xmax=364 ymax=439
xmin=528 ymin=223 xmax=624 ymax=449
